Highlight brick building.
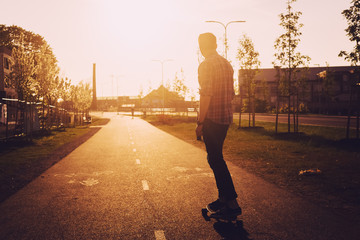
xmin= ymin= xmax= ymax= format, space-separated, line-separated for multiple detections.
xmin=238 ymin=66 xmax=360 ymax=114
xmin=0 ymin=46 xmax=16 ymax=99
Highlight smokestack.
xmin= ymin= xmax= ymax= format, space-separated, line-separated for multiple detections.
xmin=91 ymin=63 xmax=97 ymax=110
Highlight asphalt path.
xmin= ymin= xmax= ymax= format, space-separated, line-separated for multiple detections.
xmin=234 ymin=113 xmax=359 ymax=129
xmin=0 ymin=113 xmax=358 ymax=239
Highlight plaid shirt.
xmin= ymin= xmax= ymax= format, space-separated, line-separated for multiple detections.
xmin=198 ymin=52 xmax=234 ymax=125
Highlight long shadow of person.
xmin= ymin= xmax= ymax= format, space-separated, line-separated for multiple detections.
xmin=213 ymin=220 xmax=252 ymax=240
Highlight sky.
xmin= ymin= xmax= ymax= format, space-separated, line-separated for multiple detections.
xmin=0 ymin=0 xmax=354 ymax=99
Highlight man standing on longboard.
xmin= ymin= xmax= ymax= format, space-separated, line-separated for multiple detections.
xmin=196 ymin=32 xmax=242 ymax=220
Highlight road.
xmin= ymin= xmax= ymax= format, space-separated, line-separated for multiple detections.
xmin=132 ymin=111 xmax=358 ymax=129
xmin=0 ymin=114 xmax=358 ymax=239
xmin=234 ymin=113 xmax=359 ymax=128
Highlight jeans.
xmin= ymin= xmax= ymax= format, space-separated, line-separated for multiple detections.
xmin=203 ymin=119 xmax=238 ymax=202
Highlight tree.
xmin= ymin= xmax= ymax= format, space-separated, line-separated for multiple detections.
xmin=72 ymin=81 xmax=92 ymax=116
xmin=57 ymin=77 xmax=72 ymax=126
xmin=273 ymin=0 xmax=310 ymax=133
xmin=1 ymin=24 xmax=78 ymax=134
xmin=172 ymin=68 xmax=188 ymax=115
xmin=1 ymin=25 xmax=58 ymax=103
xmin=339 ymin=0 xmax=360 ymax=139
xmin=33 ymin=43 xmax=59 ymax=128
xmin=0 ymin=25 xmax=45 ymax=53
xmin=34 ymin=43 xmax=59 ymax=100
xmin=236 ymin=34 xmax=260 ymax=128
xmin=172 ymin=68 xmax=188 ymax=100
xmin=8 ymin=33 xmax=37 ymax=101
xmin=339 ymin=0 xmax=360 ymax=66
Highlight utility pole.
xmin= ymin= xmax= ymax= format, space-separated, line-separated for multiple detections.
xmin=91 ymin=63 xmax=97 ymax=111
xmin=152 ymin=59 xmax=173 ymax=114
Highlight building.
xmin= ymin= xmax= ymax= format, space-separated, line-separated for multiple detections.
xmin=238 ymin=66 xmax=360 ymax=114
xmin=96 ymin=96 xmax=141 ymax=112
xmin=0 ymin=46 xmax=16 ymax=99
xmin=142 ymin=85 xmax=185 ymax=109
xmin=95 ymin=85 xmax=190 ymax=112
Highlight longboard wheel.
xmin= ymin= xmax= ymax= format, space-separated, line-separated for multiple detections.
xmin=201 ymin=208 xmax=211 ymax=221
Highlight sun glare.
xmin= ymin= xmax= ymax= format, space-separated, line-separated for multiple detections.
xmin=101 ymin=0 xmax=180 ymax=47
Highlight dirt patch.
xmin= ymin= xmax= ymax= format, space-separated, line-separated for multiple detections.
xmin=0 ymin=127 xmax=102 ymax=203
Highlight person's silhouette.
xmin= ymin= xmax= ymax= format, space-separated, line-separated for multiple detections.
xmin=196 ymin=33 xmax=242 ymax=218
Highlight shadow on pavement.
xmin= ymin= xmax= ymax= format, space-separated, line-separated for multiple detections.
xmin=0 ymin=127 xmax=102 ymax=203
xmin=213 ymin=220 xmax=252 ymax=240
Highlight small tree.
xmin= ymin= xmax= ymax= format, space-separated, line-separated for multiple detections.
xmin=172 ymin=68 xmax=188 ymax=99
xmin=58 ymin=77 xmax=72 ymax=126
xmin=172 ymin=68 xmax=188 ymax=115
xmin=34 ymin=43 xmax=59 ymax=128
xmin=339 ymin=0 xmax=360 ymax=139
xmin=273 ymin=0 xmax=310 ymax=133
xmin=71 ymin=81 xmax=92 ymax=126
xmin=236 ymin=34 xmax=260 ymax=128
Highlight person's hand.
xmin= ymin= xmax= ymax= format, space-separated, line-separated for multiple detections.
xmin=196 ymin=124 xmax=203 ymax=139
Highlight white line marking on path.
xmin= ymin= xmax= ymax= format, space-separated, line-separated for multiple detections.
xmin=154 ymin=230 xmax=166 ymax=240
xmin=142 ymin=180 xmax=149 ymax=190
xmin=136 ymin=159 xmax=141 ymax=164
xmin=131 ymin=142 xmax=134 ymax=145
xmin=133 ymin=148 xmax=136 ymax=152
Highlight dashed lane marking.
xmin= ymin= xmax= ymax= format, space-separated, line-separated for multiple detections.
xmin=133 ymin=148 xmax=137 ymax=152
xmin=136 ymin=159 xmax=141 ymax=164
xmin=131 ymin=142 xmax=134 ymax=145
xmin=142 ymin=180 xmax=149 ymax=190
xmin=154 ymin=230 xmax=166 ymax=240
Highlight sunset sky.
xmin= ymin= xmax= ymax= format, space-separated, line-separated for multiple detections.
xmin=1 ymin=0 xmax=354 ymax=99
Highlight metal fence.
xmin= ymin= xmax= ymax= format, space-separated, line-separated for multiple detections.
xmin=0 ymin=98 xmax=74 ymax=140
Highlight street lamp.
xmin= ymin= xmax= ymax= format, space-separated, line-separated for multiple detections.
xmin=110 ymin=74 xmax=124 ymax=114
xmin=205 ymin=20 xmax=246 ymax=59
xmin=152 ymin=59 xmax=173 ymax=114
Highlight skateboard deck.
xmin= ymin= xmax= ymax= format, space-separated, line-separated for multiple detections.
xmin=202 ymin=208 xmax=239 ymax=222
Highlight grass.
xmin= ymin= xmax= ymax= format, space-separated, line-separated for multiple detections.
xmin=145 ymin=115 xmax=360 ymax=219
xmin=0 ymin=116 xmax=110 ymax=202
xmin=0 ymin=116 xmax=108 ymax=165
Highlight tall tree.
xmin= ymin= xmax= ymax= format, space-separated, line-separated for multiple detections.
xmin=273 ymin=0 xmax=310 ymax=133
xmin=236 ymin=34 xmax=260 ymax=128
xmin=0 ymin=25 xmax=45 ymax=53
xmin=34 ymin=43 xmax=59 ymax=103
xmin=339 ymin=0 xmax=360 ymax=139
xmin=8 ymin=33 xmax=37 ymax=101
xmin=339 ymin=0 xmax=360 ymax=66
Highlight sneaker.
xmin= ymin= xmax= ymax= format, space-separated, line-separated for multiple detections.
xmin=210 ymin=206 xmax=242 ymax=220
xmin=206 ymin=199 xmax=226 ymax=213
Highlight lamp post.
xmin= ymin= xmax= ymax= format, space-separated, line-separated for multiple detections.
xmin=110 ymin=74 xmax=124 ymax=114
xmin=205 ymin=20 xmax=246 ymax=59
xmin=152 ymin=59 xmax=173 ymax=114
